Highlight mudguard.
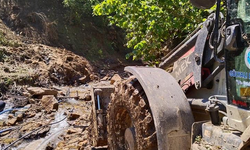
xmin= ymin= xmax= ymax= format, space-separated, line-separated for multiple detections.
xmin=125 ymin=66 xmax=194 ymax=150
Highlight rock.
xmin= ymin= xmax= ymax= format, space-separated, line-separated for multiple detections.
xmin=83 ymin=94 xmax=91 ymax=101
xmin=78 ymin=75 xmax=87 ymax=83
xmin=82 ymin=140 xmax=88 ymax=146
xmin=16 ymin=113 xmax=23 ymax=121
xmin=90 ymin=74 xmax=99 ymax=81
xmin=27 ymin=87 xmax=58 ymax=97
xmin=25 ymin=111 xmax=36 ymax=118
xmin=8 ymin=117 xmax=17 ymax=125
xmin=67 ymin=128 xmax=82 ymax=134
xmin=78 ymin=140 xmax=88 ymax=149
xmin=28 ymin=98 xmax=36 ymax=104
xmin=0 ymin=120 xmax=5 ymax=126
xmin=8 ymin=114 xmax=14 ymax=119
xmin=12 ymin=97 xmax=29 ymax=107
xmin=101 ymin=75 xmax=109 ymax=81
xmin=110 ymin=74 xmax=122 ymax=84
xmin=23 ymin=91 xmax=31 ymax=97
xmin=24 ymin=104 xmax=32 ymax=109
xmin=68 ymin=137 xmax=81 ymax=144
xmin=58 ymin=91 xmax=65 ymax=96
xmin=40 ymin=95 xmax=58 ymax=113
xmin=68 ymin=111 xmax=80 ymax=120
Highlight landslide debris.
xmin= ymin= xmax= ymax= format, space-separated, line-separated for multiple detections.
xmin=0 ymin=43 xmax=93 ymax=87
xmin=0 ymin=84 xmax=96 ymax=150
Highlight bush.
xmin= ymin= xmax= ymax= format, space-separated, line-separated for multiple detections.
xmin=93 ymin=0 xmax=209 ymax=64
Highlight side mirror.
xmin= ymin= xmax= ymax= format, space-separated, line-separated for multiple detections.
xmin=190 ymin=0 xmax=216 ymax=9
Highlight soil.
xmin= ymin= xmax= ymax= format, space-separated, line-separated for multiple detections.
xmin=0 ymin=0 xmax=142 ymax=149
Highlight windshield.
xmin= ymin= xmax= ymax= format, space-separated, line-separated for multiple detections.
xmin=226 ymin=0 xmax=250 ymax=109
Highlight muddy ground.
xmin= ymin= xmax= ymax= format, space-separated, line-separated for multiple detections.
xmin=0 ymin=80 xmax=118 ymax=150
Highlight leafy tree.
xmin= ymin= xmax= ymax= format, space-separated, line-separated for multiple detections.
xmin=93 ymin=0 xmax=208 ymax=64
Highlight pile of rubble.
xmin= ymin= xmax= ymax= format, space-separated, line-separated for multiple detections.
xmin=0 ymin=85 xmax=93 ymax=150
xmin=0 ymin=73 xmax=123 ymax=150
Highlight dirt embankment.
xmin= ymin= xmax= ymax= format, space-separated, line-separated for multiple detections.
xmin=0 ymin=0 xmax=142 ymax=71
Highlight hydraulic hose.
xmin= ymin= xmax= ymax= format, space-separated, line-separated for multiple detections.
xmin=2 ymin=115 xmax=67 ymax=150
xmin=0 ymin=107 xmax=28 ymax=115
xmin=0 ymin=127 xmax=17 ymax=134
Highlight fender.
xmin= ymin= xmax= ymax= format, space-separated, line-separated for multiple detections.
xmin=125 ymin=66 xmax=194 ymax=150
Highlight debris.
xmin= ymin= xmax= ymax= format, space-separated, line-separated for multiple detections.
xmin=28 ymin=98 xmax=36 ymax=104
xmin=23 ymin=91 xmax=31 ymax=97
xmin=82 ymin=140 xmax=88 ymax=146
xmin=90 ymin=74 xmax=99 ymax=81
xmin=27 ymin=87 xmax=58 ymax=97
xmin=58 ymin=96 xmax=79 ymax=100
xmin=110 ymin=74 xmax=122 ymax=84
xmin=101 ymin=75 xmax=109 ymax=81
xmin=79 ymin=75 xmax=88 ymax=83
xmin=67 ymin=128 xmax=82 ymax=134
xmin=83 ymin=94 xmax=91 ymax=101
xmin=7 ymin=117 xmax=17 ymax=126
xmin=8 ymin=114 xmax=14 ymax=119
xmin=68 ymin=111 xmax=80 ymax=120
xmin=16 ymin=113 xmax=23 ymax=122
xmin=40 ymin=95 xmax=58 ymax=113
xmin=25 ymin=111 xmax=36 ymax=118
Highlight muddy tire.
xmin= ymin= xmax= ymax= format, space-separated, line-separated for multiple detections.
xmin=107 ymin=77 xmax=157 ymax=150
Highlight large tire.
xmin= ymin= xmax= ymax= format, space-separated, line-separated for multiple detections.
xmin=107 ymin=77 xmax=157 ymax=150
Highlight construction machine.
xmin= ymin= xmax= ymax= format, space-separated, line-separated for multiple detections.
xmin=89 ymin=0 xmax=250 ymax=149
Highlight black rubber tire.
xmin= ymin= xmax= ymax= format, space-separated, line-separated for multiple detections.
xmin=107 ymin=77 xmax=157 ymax=150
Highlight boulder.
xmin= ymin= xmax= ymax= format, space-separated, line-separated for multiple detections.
xmin=40 ymin=95 xmax=58 ymax=113
xmin=27 ymin=87 xmax=58 ymax=97
xmin=110 ymin=74 xmax=122 ymax=84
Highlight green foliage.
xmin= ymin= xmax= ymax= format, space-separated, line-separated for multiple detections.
xmin=63 ymin=0 xmax=93 ymax=15
xmin=0 ymin=32 xmax=20 ymax=47
xmin=0 ymin=49 xmax=6 ymax=62
xmin=93 ymin=0 xmax=209 ymax=63
xmin=63 ymin=0 xmax=100 ymax=24
xmin=0 ymin=32 xmax=9 ymax=46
